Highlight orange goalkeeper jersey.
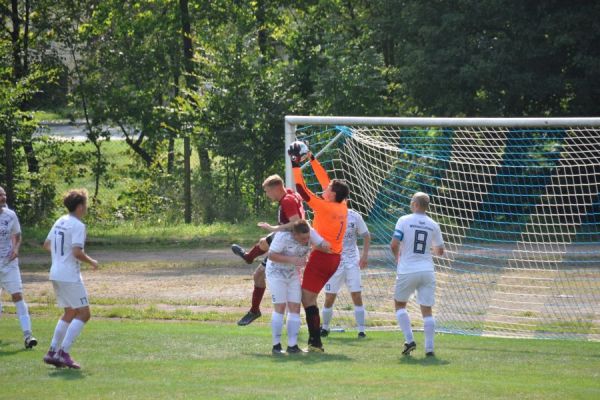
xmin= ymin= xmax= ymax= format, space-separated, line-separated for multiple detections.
xmin=292 ymin=158 xmax=348 ymax=254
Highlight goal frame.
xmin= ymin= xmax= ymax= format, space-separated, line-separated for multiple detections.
xmin=284 ymin=115 xmax=600 ymax=187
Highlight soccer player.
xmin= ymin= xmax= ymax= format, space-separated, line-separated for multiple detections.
xmin=267 ymin=219 xmax=329 ymax=355
xmin=321 ymin=208 xmax=371 ymax=338
xmin=288 ymin=144 xmax=349 ymax=352
xmin=390 ymin=192 xmax=444 ymax=357
xmin=231 ymin=174 xmax=304 ymax=326
xmin=0 ymin=186 xmax=37 ymax=349
xmin=43 ymin=189 xmax=98 ymax=369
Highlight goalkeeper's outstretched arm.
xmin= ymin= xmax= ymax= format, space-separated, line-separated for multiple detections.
xmin=308 ymin=153 xmax=331 ymax=190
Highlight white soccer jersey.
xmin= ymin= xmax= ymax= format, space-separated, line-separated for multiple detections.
xmin=266 ymin=229 xmax=324 ymax=273
xmin=47 ymin=214 xmax=87 ymax=282
xmin=393 ymin=212 xmax=444 ymax=274
xmin=0 ymin=207 xmax=21 ymax=267
xmin=340 ymin=209 xmax=369 ymax=269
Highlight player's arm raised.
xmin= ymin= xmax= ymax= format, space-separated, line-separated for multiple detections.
xmin=308 ymin=153 xmax=331 ymax=190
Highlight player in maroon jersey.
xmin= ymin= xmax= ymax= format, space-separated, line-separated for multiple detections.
xmin=231 ymin=174 xmax=305 ymax=326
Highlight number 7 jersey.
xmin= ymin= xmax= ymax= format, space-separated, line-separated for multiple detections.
xmin=393 ymin=212 xmax=444 ymax=274
xmin=47 ymin=214 xmax=87 ymax=282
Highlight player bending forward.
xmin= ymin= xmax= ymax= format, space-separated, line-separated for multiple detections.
xmin=231 ymin=174 xmax=304 ymax=326
xmin=390 ymin=192 xmax=444 ymax=357
xmin=43 ymin=189 xmax=98 ymax=369
xmin=321 ymin=208 xmax=371 ymax=338
xmin=289 ymin=143 xmax=349 ymax=352
xmin=0 ymin=186 xmax=37 ymax=349
xmin=267 ymin=220 xmax=330 ymax=354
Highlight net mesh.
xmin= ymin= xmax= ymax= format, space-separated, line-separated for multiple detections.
xmin=293 ymin=122 xmax=600 ymax=340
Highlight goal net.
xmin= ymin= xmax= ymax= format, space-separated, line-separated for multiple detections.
xmin=285 ymin=116 xmax=600 ymax=341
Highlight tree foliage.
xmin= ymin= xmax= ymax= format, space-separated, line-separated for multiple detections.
xmin=2 ymin=0 xmax=599 ymax=224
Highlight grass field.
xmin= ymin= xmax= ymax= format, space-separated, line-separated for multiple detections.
xmin=0 ymin=318 xmax=599 ymax=399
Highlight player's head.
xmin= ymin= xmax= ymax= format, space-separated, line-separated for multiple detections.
xmin=410 ymin=192 xmax=430 ymax=213
xmin=0 ymin=186 xmax=6 ymax=207
xmin=323 ymin=179 xmax=349 ymax=203
xmin=292 ymin=219 xmax=311 ymax=245
xmin=64 ymin=188 xmax=89 ymax=217
xmin=262 ymin=174 xmax=286 ymax=201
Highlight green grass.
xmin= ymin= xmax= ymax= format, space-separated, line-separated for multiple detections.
xmin=22 ymin=220 xmax=264 ymax=251
xmin=1 ymin=318 xmax=599 ymax=399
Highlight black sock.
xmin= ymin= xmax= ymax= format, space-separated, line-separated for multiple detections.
xmin=304 ymin=305 xmax=321 ymax=347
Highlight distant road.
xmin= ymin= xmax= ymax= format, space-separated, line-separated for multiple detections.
xmin=36 ymin=121 xmax=124 ymax=141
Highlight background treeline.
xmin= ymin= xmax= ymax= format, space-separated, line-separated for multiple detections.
xmin=1 ymin=0 xmax=599 ymax=226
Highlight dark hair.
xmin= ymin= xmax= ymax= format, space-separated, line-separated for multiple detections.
xmin=292 ymin=219 xmax=310 ymax=234
xmin=63 ymin=189 xmax=88 ymax=212
xmin=331 ymin=179 xmax=349 ymax=203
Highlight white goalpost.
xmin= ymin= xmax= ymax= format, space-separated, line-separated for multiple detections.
xmin=285 ymin=115 xmax=600 ymax=340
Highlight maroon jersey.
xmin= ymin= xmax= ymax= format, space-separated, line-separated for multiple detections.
xmin=278 ymin=188 xmax=305 ymax=224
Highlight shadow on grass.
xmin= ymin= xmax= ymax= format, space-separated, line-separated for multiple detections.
xmin=48 ymin=368 xmax=85 ymax=380
xmin=248 ymin=351 xmax=353 ymax=364
xmin=399 ymin=355 xmax=450 ymax=366
xmin=0 ymin=341 xmax=30 ymax=357
xmin=322 ymin=335 xmax=372 ymax=347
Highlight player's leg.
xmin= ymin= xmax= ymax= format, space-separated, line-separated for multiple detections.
xmin=395 ymin=273 xmax=418 ymax=355
xmin=301 ymin=251 xmax=341 ymax=351
xmin=417 ymin=271 xmax=436 ymax=356
xmin=11 ymin=291 xmax=37 ymax=348
xmin=266 ymin=269 xmax=286 ymax=354
xmin=320 ymin=293 xmax=336 ymax=337
xmin=237 ymin=264 xmax=266 ymax=326
xmin=285 ymin=273 xmax=304 ymax=353
xmin=231 ymin=233 xmax=273 ymax=264
xmin=347 ymin=267 xmax=366 ymax=338
xmin=321 ymin=268 xmax=343 ymax=336
xmin=54 ymin=281 xmax=90 ymax=369
xmin=2 ymin=263 xmax=37 ymax=348
xmin=44 ymin=305 xmax=77 ymax=367
xmin=271 ymin=303 xmax=286 ymax=355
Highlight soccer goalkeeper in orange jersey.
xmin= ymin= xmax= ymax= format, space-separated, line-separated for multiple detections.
xmin=288 ymin=142 xmax=349 ymax=352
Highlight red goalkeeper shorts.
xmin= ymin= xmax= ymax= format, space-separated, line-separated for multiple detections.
xmin=301 ymin=250 xmax=341 ymax=293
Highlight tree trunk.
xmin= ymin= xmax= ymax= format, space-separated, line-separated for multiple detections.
xmin=179 ymin=0 xmax=194 ymax=224
xmin=3 ymin=127 xmax=15 ymax=209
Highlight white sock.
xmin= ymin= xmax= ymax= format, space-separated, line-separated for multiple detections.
xmin=50 ymin=319 xmax=70 ymax=352
xmin=424 ymin=316 xmax=435 ymax=353
xmin=15 ymin=300 xmax=32 ymax=337
xmin=271 ymin=311 xmax=284 ymax=346
xmin=61 ymin=318 xmax=86 ymax=353
xmin=321 ymin=307 xmax=333 ymax=330
xmin=286 ymin=312 xmax=301 ymax=347
xmin=396 ymin=308 xmax=414 ymax=344
xmin=354 ymin=305 xmax=366 ymax=333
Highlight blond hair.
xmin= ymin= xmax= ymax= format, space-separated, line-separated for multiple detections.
xmin=262 ymin=174 xmax=284 ymax=189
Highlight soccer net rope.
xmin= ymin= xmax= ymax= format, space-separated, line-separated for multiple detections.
xmin=286 ymin=116 xmax=600 ymax=341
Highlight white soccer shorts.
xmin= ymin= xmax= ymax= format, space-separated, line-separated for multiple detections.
xmin=0 ymin=261 xmax=23 ymax=294
xmin=325 ymin=264 xmax=362 ymax=294
xmin=394 ymin=271 xmax=436 ymax=307
xmin=52 ymin=280 xmax=90 ymax=309
xmin=266 ymin=267 xmax=301 ymax=304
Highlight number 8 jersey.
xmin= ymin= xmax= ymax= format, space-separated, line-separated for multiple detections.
xmin=393 ymin=212 xmax=444 ymax=274
xmin=47 ymin=214 xmax=87 ymax=282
